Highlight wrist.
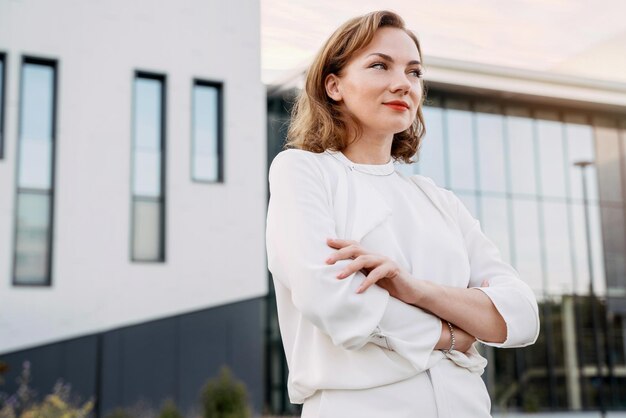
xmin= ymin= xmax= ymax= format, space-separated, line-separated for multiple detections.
xmin=442 ymin=321 xmax=455 ymax=353
xmin=411 ymin=280 xmax=436 ymax=309
xmin=435 ymin=319 xmax=451 ymax=350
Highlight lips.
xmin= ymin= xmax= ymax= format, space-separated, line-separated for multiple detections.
xmin=384 ymin=101 xmax=409 ymax=111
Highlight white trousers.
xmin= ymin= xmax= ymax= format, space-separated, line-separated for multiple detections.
xmin=300 ymin=359 xmax=491 ymax=418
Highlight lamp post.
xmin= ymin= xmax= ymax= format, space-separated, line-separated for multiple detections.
xmin=573 ymin=160 xmax=605 ymax=417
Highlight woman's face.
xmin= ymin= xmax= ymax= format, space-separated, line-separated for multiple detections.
xmin=325 ymin=27 xmax=423 ymax=139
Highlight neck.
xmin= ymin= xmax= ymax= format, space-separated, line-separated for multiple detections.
xmin=342 ymin=132 xmax=393 ymax=165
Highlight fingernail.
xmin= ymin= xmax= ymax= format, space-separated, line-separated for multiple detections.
xmin=356 ymin=286 xmax=364 ymax=293
xmin=336 ymin=271 xmax=345 ymax=278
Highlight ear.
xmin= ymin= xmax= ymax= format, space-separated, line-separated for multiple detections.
xmin=324 ymin=73 xmax=342 ymax=102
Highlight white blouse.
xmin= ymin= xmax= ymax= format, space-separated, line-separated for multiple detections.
xmin=265 ymin=148 xmax=540 ymax=409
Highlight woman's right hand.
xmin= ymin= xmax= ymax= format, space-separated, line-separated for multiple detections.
xmin=435 ymin=321 xmax=476 ymax=353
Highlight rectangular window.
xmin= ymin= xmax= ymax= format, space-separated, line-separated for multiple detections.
xmin=191 ymin=80 xmax=223 ymax=182
xmin=0 ymin=53 xmax=6 ymax=159
xmin=13 ymin=57 xmax=57 ymax=285
xmin=131 ymin=72 xmax=166 ymax=262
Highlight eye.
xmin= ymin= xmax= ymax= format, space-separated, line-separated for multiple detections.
xmin=409 ymin=68 xmax=424 ymax=78
xmin=370 ymin=62 xmax=387 ymax=70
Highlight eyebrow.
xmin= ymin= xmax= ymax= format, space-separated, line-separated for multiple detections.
xmin=366 ymin=52 xmax=421 ymax=66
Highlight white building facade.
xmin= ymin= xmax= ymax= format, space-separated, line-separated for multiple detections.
xmin=0 ymin=0 xmax=267 ymax=416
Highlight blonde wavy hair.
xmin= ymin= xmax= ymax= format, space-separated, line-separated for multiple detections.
xmin=284 ymin=10 xmax=427 ymax=164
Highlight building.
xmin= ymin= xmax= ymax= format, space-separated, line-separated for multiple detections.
xmin=266 ymin=56 xmax=626 ymax=415
xmin=0 ymin=0 xmax=267 ymax=416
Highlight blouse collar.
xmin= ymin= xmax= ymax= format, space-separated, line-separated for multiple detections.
xmin=325 ymin=150 xmax=395 ymax=176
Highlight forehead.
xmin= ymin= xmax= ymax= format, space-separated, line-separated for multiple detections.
xmin=353 ymin=27 xmax=420 ymax=61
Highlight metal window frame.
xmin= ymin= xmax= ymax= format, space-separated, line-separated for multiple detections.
xmin=190 ymin=78 xmax=224 ymax=184
xmin=12 ymin=55 xmax=58 ymax=287
xmin=130 ymin=70 xmax=167 ymax=263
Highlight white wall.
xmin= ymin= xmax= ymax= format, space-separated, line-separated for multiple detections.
xmin=0 ymin=0 xmax=267 ymax=353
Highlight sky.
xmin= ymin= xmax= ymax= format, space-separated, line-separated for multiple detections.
xmin=261 ymin=0 xmax=626 ymax=85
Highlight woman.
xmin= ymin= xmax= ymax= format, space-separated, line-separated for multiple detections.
xmin=265 ymin=10 xmax=539 ymax=418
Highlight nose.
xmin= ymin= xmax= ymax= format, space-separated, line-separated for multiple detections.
xmin=389 ymin=69 xmax=412 ymax=95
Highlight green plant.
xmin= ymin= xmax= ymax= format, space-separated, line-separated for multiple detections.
xmin=0 ymin=361 xmax=93 ymax=418
xmin=200 ymin=366 xmax=250 ymax=418
xmin=158 ymin=398 xmax=182 ymax=418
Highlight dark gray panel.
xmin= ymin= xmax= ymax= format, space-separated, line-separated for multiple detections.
xmin=0 ymin=297 xmax=264 ymax=418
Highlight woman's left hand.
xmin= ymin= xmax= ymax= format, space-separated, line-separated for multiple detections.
xmin=325 ymin=237 xmax=420 ymax=305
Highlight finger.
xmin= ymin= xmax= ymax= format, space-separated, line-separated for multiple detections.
xmin=356 ymin=265 xmax=388 ymax=293
xmin=481 ymin=279 xmax=490 ymax=287
xmin=336 ymin=255 xmax=377 ymax=279
xmin=326 ymin=244 xmax=366 ymax=264
xmin=326 ymin=237 xmax=359 ymax=249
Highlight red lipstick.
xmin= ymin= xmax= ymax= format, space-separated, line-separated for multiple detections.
xmin=383 ymin=100 xmax=409 ymax=111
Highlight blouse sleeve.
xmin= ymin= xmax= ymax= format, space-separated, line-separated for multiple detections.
xmin=266 ymin=150 xmax=442 ymax=371
xmin=443 ymin=188 xmax=540 ymax=348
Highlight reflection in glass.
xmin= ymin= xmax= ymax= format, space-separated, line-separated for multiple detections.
xmin=418 ymin=106 xmax=446 ymax=186
xmin=507 ymin=115 xmax=537 ymax=196
xmin=133 ymin=78 xmax=162 ymax=197
xmin=192 ymin=82 xmax=221 ymax=182
xmin=132 ymin=199 xmax=162 ymax=261
xmin=512 ymin=198 xmax=543 ymax=295
xmin=446 ymin=109 xmax=476 ymax=191
xmin=476 ymin=113 xmax=506 ymax=193
xmin=566 ymin=122 xmax=598 ymax=202
xmin=542 ymin=200 xmax=573 ymax=294
xmin=537 ymin=119 xmax=567 ymax=198
xmin=480 ymin=196 xmax=511 ymax=263
xmin=18 ymin=63 xmax=55 ymax=189
xmin=14 ymin=193 xmax=51 ymax=284
xmin=132 ymin=74 xmax=165 ymax=261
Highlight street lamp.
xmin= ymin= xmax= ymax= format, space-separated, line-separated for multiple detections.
xmin=573 ymin=160 xmax=605 ymax=417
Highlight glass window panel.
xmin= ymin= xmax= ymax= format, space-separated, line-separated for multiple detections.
xmin=566 ymin=122 xmax=598 ymax=202
xmin=133 ymin=77 xmax=163 ymax=196
xmin=417 ymin=106 xmax=446 ymax=186
xmin=0 ymin=55 xmax=4 ymax=158
xmin=446 ymin=109 xmax=476 ymax=191
xmin=537 ymin=119 xmax=567 ymax=198
xmin=570 ymin=202 xmax=607 ymax=296
xmin=192 ymin=83 xmax=221 ymax=182
xmin=512 ymin=198 xmax=543 ymax=295
xmin=476 ymin=113 xmax=506 ymax=194
xmin=14 ymin=193 xmax=50 ymax=285
xmin=594 ymin=122 xmax=623 ymax=203
xmin=18 ymin=63 xmax=54 ymax=189
xmin=507 ymin=115 xmax=536 ymax=196
xmin=134 ymin=149 xmax=162 ymax=197
xmin=131 ymin=74 xmax=165 ymax=262
xmin=480 ymin=196 xmax=511 ymax=263
xmin=598 ymin=203 xmax=625 ymax=298
xmin=134 ymin=78 xmax=162 ymax=151
xmin=543 ymin=201 xmax=574 ymax=295
xmin=132 ymin=199 xmax=162 ymax=261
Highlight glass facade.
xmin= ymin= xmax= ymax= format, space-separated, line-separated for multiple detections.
xmin=13 ymin=58 xmax=57 ymax=285
xmin=266 ymin=90 xmax=626 ymax=414
xmin=192 ymin=80 xmax=223 ymax=182
xmin=131 ymin=73 xmax=166 ymax=262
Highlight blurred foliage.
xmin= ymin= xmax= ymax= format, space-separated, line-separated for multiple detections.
xmin=158 ymin=399 xmax=183 ymax=418
xmin=0 ymin=361 xmax=93 ymax=418
xmin=200 ymin=366 xmax=250 ymax=418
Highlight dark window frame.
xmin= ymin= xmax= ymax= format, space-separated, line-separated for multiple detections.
xmin=190 ymin=78 xmax=224 ymax=183
xmin=130 ymin=70 xmax=167 ymax=263
xmin=13 ymin=55 xmax=58 ymax=287
xmin=0 ymin=52 xmax=6 ymax=160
